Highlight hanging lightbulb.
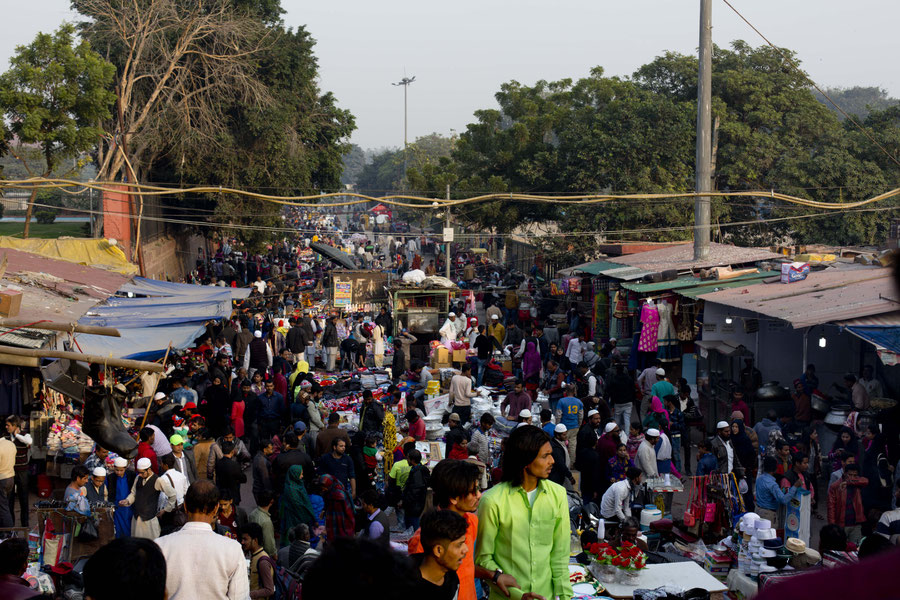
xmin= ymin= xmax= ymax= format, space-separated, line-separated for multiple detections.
xmin=818 ymin=336 xmax=827 ymax=348
xmin=725 ymin=317 xmax=733 ymax=325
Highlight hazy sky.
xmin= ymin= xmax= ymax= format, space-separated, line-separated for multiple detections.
xmin=3 ymin=1 xmax=898 ymax=150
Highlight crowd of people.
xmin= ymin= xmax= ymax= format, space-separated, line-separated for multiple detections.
xmin=1 ymin=208 xmax=899 ymax=600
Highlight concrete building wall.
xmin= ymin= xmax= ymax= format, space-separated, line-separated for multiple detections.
xmin=700 ymin=302 xmax=863 ymax=393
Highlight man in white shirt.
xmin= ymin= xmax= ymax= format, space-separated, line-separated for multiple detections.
xmin=440 ymin=312 xmax=459 ymax=345
xmin=600 ymin=467 xmax=643 ymax=521
xmin=635 ymin=429 xmax=660 ymax=479
xmin=155 ymin=479 xmax=250 ymax=600
xmin=565 ymin=334 xmax=585 ymax=365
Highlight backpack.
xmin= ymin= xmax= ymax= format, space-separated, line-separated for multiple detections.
xmin=258 ymin=555 xmax=302 ymax=600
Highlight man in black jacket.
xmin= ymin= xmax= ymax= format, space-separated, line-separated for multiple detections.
xmin=286 ymin=317 xmax=309 ymax=355
xmin=549 ymin=424 xmax=575 ymax=487
xmin=272 ymin=432 xmax=314 ymax=493
xmin=375 ymin=307 xmax=393 ymax=337
xmin=358 ymin=391 xmax=385 ymax=437
xmin=214 ymin=441 xmax=246 ymax=506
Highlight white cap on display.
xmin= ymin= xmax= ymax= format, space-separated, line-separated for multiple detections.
xmin=646 ymin=428 xmax=660 ymax=437
xmin=136 ymin=458 xmax=152 ymax=471
xmin=519 ymin=409 xmax=532 ymax=419
xmin=92 ymin=467 xmax=107 ymax=477
xmin=604 ymin=422 xmax=618 ymax=433
xmin=113 ymin=457 xmax=128 ymax=468
xmin=716 ymin=421 xmax=730 ymax=430
xmin=554 ymin=423 xmax=567 ymax=434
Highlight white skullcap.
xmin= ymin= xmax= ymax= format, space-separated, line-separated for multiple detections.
xmin=604 ymin=422 xmax=618 ymax=433
xmin=92 ymin=467 xmax=107 ymax=477
xmin=646 ymin=428 xmax=660 ymax=437
xmin=609 ymin=337 xmax=617 ymax=343
xmin=554 ymin=423 xmax=567 ymax=434
xmin=136 ymin=458 xmax=152 ymax=471
xmin=448 ymin=312 xmax=456 ymax=317
xmin=587 ymin=409 xmax=599 ymax=418
xmin=113 ymin=457 xmax=128 ymax=468
xmin=656 ymin=368 xmax=666 ymax=376
xmin=519 ymin=409 xmax=532 ymax=418
xmin=717 ymin=421 xmax=730 ymax=430
xmin=254 ymin=330 xmax=263 ymax=338
xmin=154 ymin=392 xmax=166 ymax=400
xmin=491 ymin=314 xmax=499 ymax=319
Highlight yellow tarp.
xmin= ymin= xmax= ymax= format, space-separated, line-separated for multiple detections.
xmin=794 ymin=253 xmax=837 ymax=263
xmin=0 ymin=237 xmax=138 ymax=275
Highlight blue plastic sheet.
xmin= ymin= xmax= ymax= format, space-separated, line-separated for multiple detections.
xmin=117 ymin=276 xmax=251 ymax=300
xmin=74 ymin=323 xmax=208 ymax=361
xmin=846 ymin=325 xmax=900 ymax=354
xmin=80 ymin=299 xmax=229 ymax=328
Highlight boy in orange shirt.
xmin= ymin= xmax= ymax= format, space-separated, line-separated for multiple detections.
xmin=407 ymin=460 xmax=521 ymax=600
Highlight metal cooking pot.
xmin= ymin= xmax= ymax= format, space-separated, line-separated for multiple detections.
xmin=757 ymin=381 xmax=790 ymax=402
xmin=824 ymin=404 xmax=851 ymax=427
xmin=810 ymin=392 xmax=830 ymax=414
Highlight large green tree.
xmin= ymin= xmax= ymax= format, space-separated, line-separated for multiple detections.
xmin=0 ymin=23 xmax=115 ymax=237
xmin=421 ymin=41 xmax=900 ymax=247
xmin=73 ymin=0 xmax=355 ymax=251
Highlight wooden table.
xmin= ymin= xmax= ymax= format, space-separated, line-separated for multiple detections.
xmin=599 ymin=562 xmax=727 ymax=599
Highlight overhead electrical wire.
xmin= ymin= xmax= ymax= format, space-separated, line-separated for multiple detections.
xmin=720 ymin=0 xmax=900 ymax=170
xmin=20 ymin=197 xmax=900 ymax=239
xmin=2 ymin=177 xmax=900 ymax=211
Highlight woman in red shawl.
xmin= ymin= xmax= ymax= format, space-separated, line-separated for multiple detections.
xmin=318 ymin=474 xmax=355 ymax=541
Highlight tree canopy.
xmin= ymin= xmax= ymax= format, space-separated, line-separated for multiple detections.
xmin=404 ymin=41 xmax=900 ymax=250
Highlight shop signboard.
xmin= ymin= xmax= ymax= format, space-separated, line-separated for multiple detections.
xmin=334 ymin=281 xmax=352 ymax=307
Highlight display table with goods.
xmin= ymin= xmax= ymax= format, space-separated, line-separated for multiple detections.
xmin=572 ymin=541 xmax=727 ymax=600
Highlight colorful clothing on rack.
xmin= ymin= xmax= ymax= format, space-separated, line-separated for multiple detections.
xmin=612 ymin=291 xmax=629 ymax=319
xmin=656 ymin=300 xmax=681 ymax=362
xmin=638 ymin=303 xmax=660 ymax=352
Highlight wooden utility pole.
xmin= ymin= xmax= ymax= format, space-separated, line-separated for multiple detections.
xmin=694 ymin=0 xmax=713 ymax=260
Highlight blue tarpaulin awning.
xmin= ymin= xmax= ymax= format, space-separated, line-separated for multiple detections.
xmin=846 ymin=326 xmax=900 ymax=353
xmin=118 ymin=276 xmax=251 ymax=300
xmin=80 ymin=299 xmax=229 ymax=328
xmin=74 ymin=324 xmax=209 ymax=361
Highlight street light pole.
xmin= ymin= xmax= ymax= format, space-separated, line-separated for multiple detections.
xmin=392 ymin=76 xmax=416 ymax=185
xmin=694 ymin=0 xmax=712 ymax=260
xmin=445 ymin=184 xmax=451 ymax=280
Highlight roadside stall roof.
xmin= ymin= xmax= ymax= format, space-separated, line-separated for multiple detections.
xmin=697 ymin=267 xmax=897 ymax=328
xmin=118 ymin=276 xmax=250 ymax=300
xmin=606 ymin=242 xmax=780 ymax=272
xmin=555 ymin=260 xmax=623 ymax=277
xmin=621 ymin=270 xmax=778 ymax=294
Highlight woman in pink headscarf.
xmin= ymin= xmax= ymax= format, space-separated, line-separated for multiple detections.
xmin=522 ymin=341 xmax=542 ymax=401
xmin=643 ymin=396 xmax=670 ymax=433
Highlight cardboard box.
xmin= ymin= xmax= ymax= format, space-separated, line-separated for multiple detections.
xmin=435 ymin=347 xmax=450 ymax=364
xmin=780 ymin=262 xmax=809 ymax=283
xmin=501 ymin=360 xmax=513 ymax=373
xmin=0 ymin=289 xmax=22 ymax=317
xmin=452 ymin=349 xmax=467 ymax=362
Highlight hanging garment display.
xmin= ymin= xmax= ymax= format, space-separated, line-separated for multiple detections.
xmin=568 ymin=277 xmax=582 ymax=293
xmin=637 ymin=301 xmax=660 ymax=352
xmin=656 ymin=299 xmax=681 ymax=362
xmin=676 ymin=300 xmax=696 ymax=341
xmin=612 ymin=290 xmax=629 ymax=319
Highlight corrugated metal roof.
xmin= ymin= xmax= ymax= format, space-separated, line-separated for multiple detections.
xmin=622 ymin=270 xmax=778 ymax=293
xmin=678 ymin=272 xmax=780 ymax=298
xmin=697 ymin=268 xmax=898 ymax=328
xmin=596 ymin=266 xmax=649 ymax=280
xmin=606 ymin=242 xmax=781 ymax=272
xmin=835 ymin=312 xmax=900 ymax=327
xmin=557 ymin=260 xmax=623 ymax=277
